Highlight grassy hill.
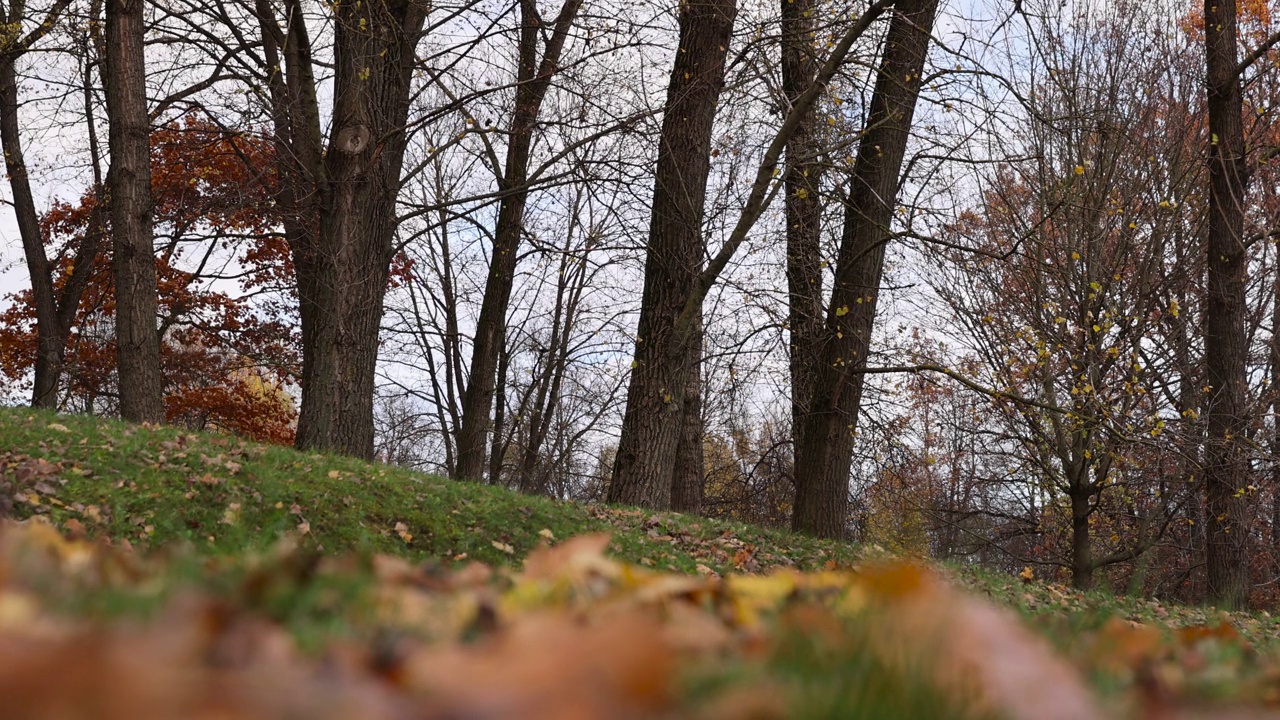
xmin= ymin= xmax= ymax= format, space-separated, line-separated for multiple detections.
xmin=0 ymin=406 xmax=859 ymax=572
xmin=3 ymin=405 xmax=1280 ymax=719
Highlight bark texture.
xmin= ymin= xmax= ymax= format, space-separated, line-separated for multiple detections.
xmin=791 ymin=0 xmax=938 ymax=538
xmin=1202 ymin=0 xmax=1252 ymax=609
xmin=104 ymin=0 xmax=164 ymax=423
xmin=670 ymin=324 xmax=704 ymax=513
xmin=258 ymin=0 xmax=426 ymax=459
xmin=608 ymin=0 xmax=736 ymax=509
xmin=781 ymin=0 xmax=824 ymax=466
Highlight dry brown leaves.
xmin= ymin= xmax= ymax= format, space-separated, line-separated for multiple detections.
xmin=0 ymin=519 xmax=1118 ymax=719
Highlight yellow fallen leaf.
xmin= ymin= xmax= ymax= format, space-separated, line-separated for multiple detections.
xmin=0 ymin=591 xmax=39 ymax=629
xmin=221 ymin=503 xmax=241 ymax=525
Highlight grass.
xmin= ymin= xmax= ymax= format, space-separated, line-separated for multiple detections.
xmin=6 ymin=405 xmax=1280 ymax=718
xmin=0 ymin=406 xmax=860 ymax=574
xmin=0 ymin=407 xmax=996 ymax=719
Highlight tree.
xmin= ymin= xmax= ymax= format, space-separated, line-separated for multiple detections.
xmin=104 ymin=0 xmax=164 ymax=423
xmin=0 ymin=0 xmax=77 ymax=409
xmin=255 ymin=0 xmax=427 ymax=459
xmin=781 ymin=0 xmax=824 ymax=476
xmin=606 ymin=0 xmax=894 ymax=510
xmin=0 ymin=118 xmax=298 ymax=444
xmin=791 ymin=0 xmax=939 ymax=538
xmin=607 ymin=0 xmax=737 ymax=509
xmin=453 ymin=0 xmax=586 ymax=482
xmin=927 ymin=5 xmax=1207 ymax=589
xmin=1202 ymin=0 xmax=1254 ymax=609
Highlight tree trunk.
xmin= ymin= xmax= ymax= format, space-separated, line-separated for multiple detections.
xmin=1 ymin=0 xmax=80 ymax=410
xmin=791 ymin=0 xmax=938 ymax=538
xmin=1070 ymin=488 xmax=1094 ymax=590
xmin=258 ymin=0 xmax=426 ymax=459
xmin=1269 ymin=271 xmax=1280 ymax=550
xmin=0 ymin=57 xmax=60 ymax=408
xmin=488 ymin=342 xmax=510 ymax=483
xmin=1203 ymin=0 xmax=1252 ymax=609
xmin=1272 ymin=260 xmax=1280 ymax=560
xmin=454 ymin=0 xmax=584 ymax=481
xmin=608 ymin=0 xmax=736 ymax=509
xmin=781 ymin=0 xmax=824 ymax=465
xmin=670 ymin=324 xmax=704 ymax=513
xmin=103 ymin=0 xmax=164 ymax=424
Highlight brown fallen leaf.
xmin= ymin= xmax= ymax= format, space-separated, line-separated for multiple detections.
xmin=858 ymin=563 xmax=1110 ymax=720
xmin=519 ymin=533 xmax=615 ymax=582
xmin=402 ymin=610 xmax=675 ymax=720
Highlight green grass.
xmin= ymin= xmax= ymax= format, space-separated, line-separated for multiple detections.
xmin=0 ymin=406 xmax=860 ymax=574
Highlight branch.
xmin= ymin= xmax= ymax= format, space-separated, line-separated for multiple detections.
xmin=849 ymin=363 xmax=1078 ymax=419
xmin=1236 ymin=29 xmax=1280 ymax=77
xmin=13 ymin=0 xmax=72 ymax=54
xmin=674 ymin=0 xmax=896 ymax=340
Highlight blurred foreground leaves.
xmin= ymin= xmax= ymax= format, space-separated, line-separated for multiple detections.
xmin=0 ymin=517 xmax=1257 ymax=719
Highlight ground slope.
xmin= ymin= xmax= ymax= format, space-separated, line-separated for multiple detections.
xmin=0 ymin=406 xmax=858 ymax=572
xmin=2 ymin=406 xmax=1280 ymax=719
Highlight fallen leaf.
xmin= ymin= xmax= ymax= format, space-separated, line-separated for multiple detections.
xmin=394 ymin=522 xmax=413 ymax=543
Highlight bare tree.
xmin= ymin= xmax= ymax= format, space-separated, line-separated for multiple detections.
xmin=1202 ymin=0 xmax=1252 ymax=608
xmin=781 ymin=0 xmax=824 ymax=473
xmin=454 ymin=0 xmax=586 ymax=481
xmin=255 ymin=0 xmax=427 ymax=459
xmin=792 ymin=0 xmax=939 ymax=538
xmin=0 ymin=0 xmax=83 ymax=408
xmin=608 ymin=0 xmax=737 ymax=509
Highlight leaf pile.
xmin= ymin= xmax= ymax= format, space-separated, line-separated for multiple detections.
xmin=0 ymin=517 xmax=1113 ymax=719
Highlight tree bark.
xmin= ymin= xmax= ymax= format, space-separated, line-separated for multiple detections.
xmin=454 ymin=0 xmax=585 ymax=481
xmin=1272 ymin=263 xmax=1280 ymax=558
xmin=1203 ymin=0 xmax=1252 ymax=609
xmin=781 ymin=0 xmax=824 ymax=467
xmin=1070 ymin=488 xmax=1093 ymax=590
xmin=257 ymin=0 xmax=426 ymax=459
xmin=670 ymin=322 xmax=704 ymax=513
xmin=791 ymin=0 xmax=938 ymax=538
xmin=608 ymin=0 xmax=736 ymax=509
xmin=104 ymin=0 xmax=164 ymax=423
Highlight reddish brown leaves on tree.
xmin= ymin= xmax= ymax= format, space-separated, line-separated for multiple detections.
xmin=0 ymin=116 xmax=298 ymax=444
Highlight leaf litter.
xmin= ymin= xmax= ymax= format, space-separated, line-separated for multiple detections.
xmin=4 ymin=428 xmax=1280 ymax=718
xmin=0 ymin=516 xmax=1122 ymax=720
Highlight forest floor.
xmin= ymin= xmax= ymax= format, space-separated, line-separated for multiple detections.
xmin=1 ymin=406 xmax=1279 ymax=719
